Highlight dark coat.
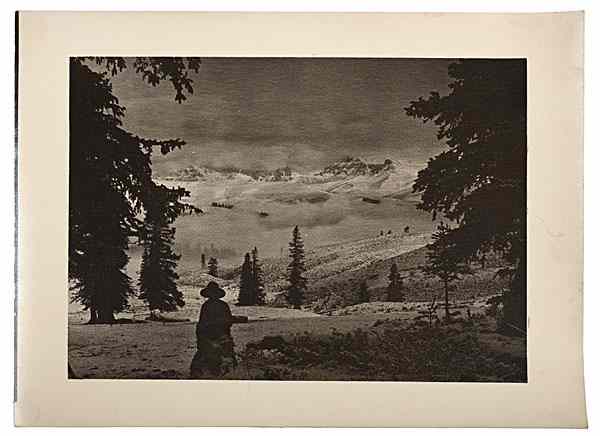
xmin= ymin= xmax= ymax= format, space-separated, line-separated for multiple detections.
xmin=196 ymin=298 xmax=234 ymax=340
xmin=191 ymin=298 xmax=236 ymax=378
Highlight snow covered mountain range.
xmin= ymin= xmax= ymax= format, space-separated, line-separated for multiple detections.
xmin=163 ymin=156 xmax=417 ymax=198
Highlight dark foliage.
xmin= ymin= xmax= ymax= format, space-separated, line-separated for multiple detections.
xmin=69 ymin=57 xmax=200 ymax=323
xmin=387 ymin=262 xmax=405 ymax=302
xmin=357 ymin=281 xmax=370 ymax=304
xmin=237 ymin=253 xmax=255 ymax=306
xmin=405 ymin=59 xmax=526 ymax=331
xmin=211 ymin=202 xmax=234 ymax=209
xmin=84 ymin=57 xmax=201 ymax=104
xmin=241 ymin=322 xmax=527 ymax=382
xmin=207 ymin=257 xmax=219 ymax=277
xmin=286 ymin=226 xmax=307 ymax=309
xmin=252 ymin=247 xmax=266 ymax=305
xmin=237 ymin=248 xmax=267 ymax=306
xmin=138 ymin=186 xmax=190 ymax=312
xmin=422 ymin=223 xmax=472 ymax=320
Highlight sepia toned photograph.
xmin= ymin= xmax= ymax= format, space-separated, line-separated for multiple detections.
xmin=67 ymin=56 xmax=527 ymax=382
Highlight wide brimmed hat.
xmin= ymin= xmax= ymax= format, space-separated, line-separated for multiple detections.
xmin=200 ymin=281 xmax=226 ymax=299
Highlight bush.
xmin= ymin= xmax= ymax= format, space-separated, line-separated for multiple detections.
xmin=238 ymin=322 xmax=526 ymax=382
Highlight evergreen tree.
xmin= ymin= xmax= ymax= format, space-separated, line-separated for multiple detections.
xmin=70 ymin=189 xmax=133 ymax=324
xmin=251 ymin=247 xmax=266 ymax=305
xmin=387 ymin=262 xmax=405 ymax=302
xmin=286 ymin=226 xmax=307 ymax=309
xmin=238 ymin=253 xmax=255 ymax=306
xmin=207 ymin=257 xmax=219 ymax=277
xmin=69 ymin=57 xmax=200 ymax=323
xmin=201 ymin=253 xmax=206 ymax=269
xmin=138 ymin=186 xmax=185 ymax=314
xmin=422 ymin=223 xmax=472 ymax=321
xmin=406 ymin=59 xmax=526 ymax=331
xmin=357 ymin=281 xmax=370 ymax=304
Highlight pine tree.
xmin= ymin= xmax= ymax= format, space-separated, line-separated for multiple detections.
xmin=207 ymin=257 xmax=219 ymax=277
xmin=357 ymin=281 xmax=370 ymax=303
xmin=387 ymin=262 xmax=405 ymax=302
xmin=201 ymin=253 xmax=206 ymax=269
xmin=69 ymin=57 xmax=201 ymax=323
xmin=138 ymin=187 xmax=185 ymax=314
xmin=422 ymin=223 xmax=472 ymax=321
xmin=286 ymin=226 xmax=307 ymax=309
xmin=406 ymin=59 xmax=526 ymax=331
xmin=251 ymin=247 xmax=266 ymax=305
xmin=70 ymin=195 xmax=133 ymax=324
xmin=238 ymin=253 xmax=255 ymax=306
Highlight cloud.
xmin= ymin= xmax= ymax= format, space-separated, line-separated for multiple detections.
xmin=258 ymin=201 xmax=347 ymax=231
xmin=111 ymin=58 xmax=453 ymax=173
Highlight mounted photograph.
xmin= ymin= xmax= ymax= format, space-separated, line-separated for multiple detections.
xmin=67 ymin=56 xmax=527 ymax=382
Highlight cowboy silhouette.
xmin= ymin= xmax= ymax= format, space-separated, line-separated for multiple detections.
xmin=190 ymin=281 xmax=246 ymax=378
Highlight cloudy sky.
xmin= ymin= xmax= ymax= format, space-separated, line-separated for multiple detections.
xmin=109 ymin=58 xmax=454 ymax=174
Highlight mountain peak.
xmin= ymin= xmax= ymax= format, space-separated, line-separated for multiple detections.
xmin=160 ymin=164 xmax=294 ymax=183
xmin=317 ymin=156 xmax=397 ymax=178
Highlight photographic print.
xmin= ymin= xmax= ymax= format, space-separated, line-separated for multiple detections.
xmin=67 ymin=57 xmax=527 ymax=382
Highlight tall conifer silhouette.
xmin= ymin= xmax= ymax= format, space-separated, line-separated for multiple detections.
xmin=387 ymin=262 xmax=404 ymax=302
xmin=406 ymin=59 xmax=526 ymax=331
xmin=251 ymin=247 xmax=266 ymax=305
xmin=138 ymin=187 xmax=185 ymax=314
xmin=69 ymin=57 xmax=200 ymax=323
xmin=207 ymin=257 xmax=219 ymax=277
xmin=286 ymin=226 xmax=307 ymax=309
xmin=422 ymin=223 xmax=472 ymax=321
xmin=357 ymin=281 xmax=370 ymax=304
xmin=238 ymin=253 xmax=254 ymax=306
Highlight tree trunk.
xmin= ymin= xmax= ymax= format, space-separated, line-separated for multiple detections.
xmin=89 ymin=306 xmax=98 ymax=324
xmin=96 ymin=306 xmax=116 ymax=324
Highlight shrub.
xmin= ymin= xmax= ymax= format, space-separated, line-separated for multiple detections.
xmin=238 ymin=321 xmax=526 ymax=382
